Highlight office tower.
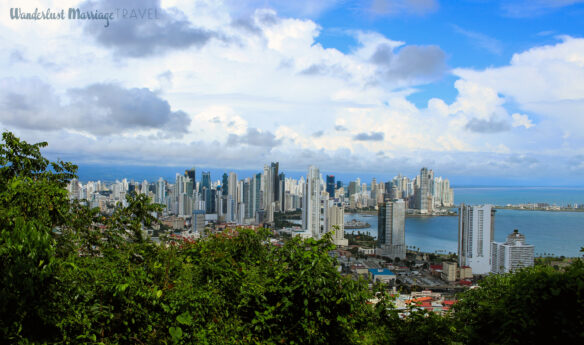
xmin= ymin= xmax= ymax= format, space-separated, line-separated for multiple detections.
xmin=253 ymin=173 xmax=261 ymax=221
xmin=243 ymin=179 xmax=251 ymax=218
xmin=271 ymin=162 xmax=279 ymax=210
xmin=458 ymin=204 xmax=495 ymax=275
xmin=371 ymin=178 xmax=377 ymax=205
xmin=491 ymin=229 xmax=534 ymax=274
xmin=336 ymin=180 xmax=343 ymax=190
xmin=324 ymin=200 xmax=348 ymax=246
xmin=155 ymin=177 xmax=166 ymax=204
xmin=302 ymin=166 xmax=321 ymax=239
xmin=185 ymin=168 xmax=196 ymax=185
xmin=376 ymin=199 xmax=406 ymax=260
xmin=348 ymin=181 xmax=358 ymax=196
xmin=200 ymin=171 xmax=211 ymax=193
xmin=416 ymin=167 xmax=433 ymax=213
xmin=226 ymin=195 xmax=235 ymax=222
xmin=238 ymin=203 xmax=245 ymax=224
xmin=205 ymin=189 xmax=217 ymax=214
xmin=278 ymin=173 xmax=285 ymax=211
xmin=228 ymin=172 xmax=237 ymax=199
xmin=222 ymin=173 xmax=229 ymax=196
xmin=237 ymin=180 xmax=244 ymax=204
xmin=263 ymin=165 xmax=274 ymax=222
xmin=140 ymin=180 xmax=149 ymax=195
xmin=326 ymin=175 xmax=335 ymax=198
xmin=192 ymin=210 xmax=205 ymax=235
xmin=185 ymin=177 xmax=194 ymax=197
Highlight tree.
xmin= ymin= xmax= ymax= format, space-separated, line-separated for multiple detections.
xmin=452 ymin=262 xmax=584 ymax=344
xmin=0 ymin=131 xmax=77 ymax=341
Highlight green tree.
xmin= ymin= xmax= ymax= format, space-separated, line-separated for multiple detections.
xmin=452 ymin=262 xmax=584 ymax=344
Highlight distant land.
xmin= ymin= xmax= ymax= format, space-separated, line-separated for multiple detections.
xmin=74 ymin=163 xmax=584 ymax=187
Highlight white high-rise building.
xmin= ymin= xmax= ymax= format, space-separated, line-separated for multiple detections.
xmin=458 ymin=204 xmax=495 ymax=275
xmin=324 ymin=200 xmax=348 ymax=246
xmin=302 ymin=166 xmax=321 ymax=239
xmin=376 ymin=199 xmax=406 ymax=260
xmin=140 ymin=179 xmax=149 ymax=195
xmin=155 ymin=177 xmax=166 ymax=205
xmin=262 ymin=165 xmax=274 ymax=223
xmin=491 ymin=229 xmax=534 ymax=274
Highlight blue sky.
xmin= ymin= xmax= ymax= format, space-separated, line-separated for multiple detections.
xmin=1 ymin=0 xmax=584 ymax=185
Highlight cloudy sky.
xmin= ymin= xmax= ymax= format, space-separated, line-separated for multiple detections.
xmin=1 ymin=0 xmax=584 ymax=185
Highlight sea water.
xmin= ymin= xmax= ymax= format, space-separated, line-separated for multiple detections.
xmin=345 ymin=187 xmax=584 ymax=257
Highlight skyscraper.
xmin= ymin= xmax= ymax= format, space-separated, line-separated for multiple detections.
xmin=416 ymin=167 xmax=433 ymax=213
xmin=458 ymin=204 xmax=495 ymax=275
xmin=324 ymin=200 xmax=347 ymax=246
xmin=253 ymin=173 xmax=261 ymax=220
xmin=302 ymin=165 xmax=321 ymax=239
xmin=271 ymin=162 xmax=279 ymax=210
xmin=263 ymin=165 xmax=274 ymax=222
xmin=491 ymin=229 xmax=534 ymax=274
xmin=155 ymin=177 xmax=166 ymax=205
xmin=185 ymin=168 xmax=196 ymax=185
xmin=200 ymin=171 xmax=211 ymax=193
xmin=278 ymin=173 xmax=285 ymax=212
xmin=326 ymin=175 xmax=335 ymax=198
xmin=228 ymin=172 xmax=237 ymax=199
xmin=376 ymin=199 xmax=406 ymax=260
xmin=222 ymin=173 xmax=229 ymax=196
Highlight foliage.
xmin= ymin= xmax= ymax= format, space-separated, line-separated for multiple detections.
xmin=452 ymin=262 xmax=584 ymax=344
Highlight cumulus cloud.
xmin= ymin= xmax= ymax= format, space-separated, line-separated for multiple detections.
xmin=0 ymin=78 xmax=190 ymax=137
xmin=80 ymin=0 xmax=219 ymax=57
xmin=368 ymin=42 xmax=447 ymax=84
xmin=354 ymin=132 xmax=385 ymax=141
xmin=1 ymin=1 xmax=582 ymax=183
xmin=511 ymin=113 xmax=534 ymax=129
xmin=227 ymin=128 xmax=282 ymax=147
xmin=465 ymin=118 xmax=511 ymax=133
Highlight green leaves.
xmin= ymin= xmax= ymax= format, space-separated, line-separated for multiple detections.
xmin=168 ymin=326 xmax=183 ymax=342
xmin=176 ymin=312 xmax=193 ymax=326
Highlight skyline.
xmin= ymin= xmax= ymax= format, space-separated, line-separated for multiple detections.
xmin=2 ymin=1 xmax=584 ymax=185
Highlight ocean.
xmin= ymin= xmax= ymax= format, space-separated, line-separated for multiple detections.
xmin=345 ymin=187 xmax=584 ymax=258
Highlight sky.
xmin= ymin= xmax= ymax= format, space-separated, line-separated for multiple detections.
xmin=1 ymin=0 xmax=584 ymax=185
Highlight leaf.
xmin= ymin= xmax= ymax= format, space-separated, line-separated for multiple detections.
xmin=176 ymin=312 xmax=193 ymax=326
xmin=169 ymin=326 xmax=183 ymax=341
xmin=156 ymin=290 xmax=163 ymax=299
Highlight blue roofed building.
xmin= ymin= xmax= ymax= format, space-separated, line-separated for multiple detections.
xmin=368 ymin=268 xmax=396 ymax=283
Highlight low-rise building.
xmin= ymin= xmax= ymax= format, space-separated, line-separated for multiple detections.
xmin=368 ymin=268 xmax=396 ymax=283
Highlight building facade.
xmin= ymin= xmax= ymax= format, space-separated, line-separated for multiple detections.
xmin=302 ymin=165 xmax=321 ymax=239
xmin=376 ymin=199 xmax=406 ymax=260
xmin=491 ymin=229 xmax=534 ymax=274
xmin=458 ymin=204 xmax=495 ymax=275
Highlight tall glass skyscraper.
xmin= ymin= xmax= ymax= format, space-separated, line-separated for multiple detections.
xmin=326 ymin=175 xmax=335 ymax=198
xmin=377 ymin=199 xmax=406 ymax=260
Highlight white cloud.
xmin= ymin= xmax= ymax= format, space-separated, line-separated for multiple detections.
xmin=511 ymin=113 xmax=534 ymax=129
xmin=0 ymin=1 xmax=582 ymax=182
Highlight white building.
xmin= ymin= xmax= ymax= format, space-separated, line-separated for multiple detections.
xmin=302 ymin=165 xmax=321 ymax=239
xmin=376 ymin=199 xmax=406 ymax=260
xmin=323 ymin=200 xmax=348 ymax=246
xmin=458 ymin=204 xmax=494 ymax=275
xmin=491 ymin=229 xmax=534 ymax=274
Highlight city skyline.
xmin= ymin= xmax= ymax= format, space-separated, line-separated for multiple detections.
xmin=2 ymin=1 xmax=584 ymax=185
